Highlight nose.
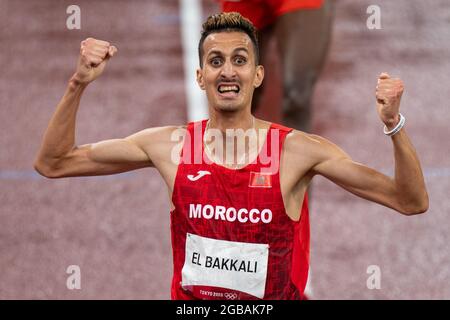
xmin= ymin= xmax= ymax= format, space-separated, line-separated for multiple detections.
xmin=220 ymin=60 xmax=236 ymax=79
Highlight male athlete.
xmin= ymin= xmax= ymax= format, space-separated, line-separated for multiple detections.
xmin=34 ymin=13 xmax=428 ymax=300
xmin=220 ymin=0 xmax=333 ymax=131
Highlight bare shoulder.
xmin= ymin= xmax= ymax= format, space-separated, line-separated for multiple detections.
xmin=130 ymin=125 xmax=186 ymax=140
xmin=283 ymin=130 xmax=350 ymax=169
xmin=129 ymin=125 xmax=187 ymax=146
xmin=283 ymin=130 xmax=327 ymax=161
xmin=129 ymin=125 xmax=188 ymax=161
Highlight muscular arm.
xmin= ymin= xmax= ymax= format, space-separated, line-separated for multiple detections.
xmin=306 ymin=73 xmax=428 ymax=215
xmin=34 ymin=79 xmax=153 ymax=178
xmin=34 ymin=38 xmax=155 ymax=178
xmin=308 ymin=130 xmax=428 ymax=215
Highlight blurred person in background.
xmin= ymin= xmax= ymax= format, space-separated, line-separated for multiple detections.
xmin=220 ymin=0 xmax=333 ymax=132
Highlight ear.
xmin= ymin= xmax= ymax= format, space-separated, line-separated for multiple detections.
xmin=253 ymin=65 xmax=264 ymax=88
xmin=196 ymin=69 xmax=206 ymax=90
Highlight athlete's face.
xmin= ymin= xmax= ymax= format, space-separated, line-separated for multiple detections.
xmin=197 ymin=32 xmax=264 ymax=113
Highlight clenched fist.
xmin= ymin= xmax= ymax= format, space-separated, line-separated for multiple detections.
xmin=72 ymin=38 xmax=117 ymax=84
xmin=376 ymin=72 xmax=404 ymax=130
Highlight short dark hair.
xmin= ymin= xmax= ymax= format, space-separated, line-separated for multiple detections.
xmin=198 ymin=12 xmax=259 ymax=68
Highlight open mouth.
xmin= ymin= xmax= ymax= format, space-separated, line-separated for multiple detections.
xmin=217 ymin=84 xmax=240 ymax=97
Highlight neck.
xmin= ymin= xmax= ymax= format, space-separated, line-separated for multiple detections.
xmin=208 ymin=109 xmax=255 ymax=133
xmin=204 ymin=111 xmax=258 ymax=169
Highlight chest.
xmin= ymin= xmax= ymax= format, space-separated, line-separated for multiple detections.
xmin=175 ymin=163 xmax=282 ymax=207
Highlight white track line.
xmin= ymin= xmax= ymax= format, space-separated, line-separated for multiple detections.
xmin=179 ymin=0 xmax=208 ymax=122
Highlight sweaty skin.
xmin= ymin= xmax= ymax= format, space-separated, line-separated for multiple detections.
xmin=34 ymin=34 xmax=428 ymax=220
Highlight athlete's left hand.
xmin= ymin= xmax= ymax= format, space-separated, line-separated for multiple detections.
xmin=376 ymin=72 xmax=404 ymax=130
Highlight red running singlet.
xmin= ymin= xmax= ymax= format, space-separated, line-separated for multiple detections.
xmin=170 ymin=120 xmax=310 ymax=300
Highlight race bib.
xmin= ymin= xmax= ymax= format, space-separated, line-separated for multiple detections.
xmin=181 ymin=233 xmax=269 ymax=299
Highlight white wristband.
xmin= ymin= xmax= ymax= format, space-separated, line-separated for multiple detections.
xmin=383 ymin=113 xmax=405 ymax=136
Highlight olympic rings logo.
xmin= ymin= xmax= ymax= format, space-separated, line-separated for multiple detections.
xmin=224 ymin=292 xmax=238 ymax=300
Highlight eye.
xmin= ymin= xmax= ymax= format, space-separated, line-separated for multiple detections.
xmin=234 ymin=56 xmax=247 ymax=65
xmin=210 ymin=57 xmax=223 ymax=67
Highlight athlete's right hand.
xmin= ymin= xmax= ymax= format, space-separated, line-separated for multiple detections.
xmin=72 ymin=38 xmax=117 ymax=84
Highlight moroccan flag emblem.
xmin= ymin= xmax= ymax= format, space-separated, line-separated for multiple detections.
xmin=249 ymin=172 xmax=272 ymax=188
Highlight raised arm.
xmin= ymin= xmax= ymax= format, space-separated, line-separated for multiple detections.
xmin=309 ymin=73 xmax=428 ymax=215
xmin=34 ymin=38 xmax=152 ymax=178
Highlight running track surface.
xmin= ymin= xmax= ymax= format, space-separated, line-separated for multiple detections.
xmin=1 ymin=0 xmax=449 ymax=299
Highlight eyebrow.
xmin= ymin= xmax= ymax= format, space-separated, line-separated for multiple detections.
xmin=207 ymin=47 xmax=249 ymax=57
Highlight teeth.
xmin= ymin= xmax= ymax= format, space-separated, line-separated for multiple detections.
xmin=218 ymin=85 xmax=239 ymax=93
